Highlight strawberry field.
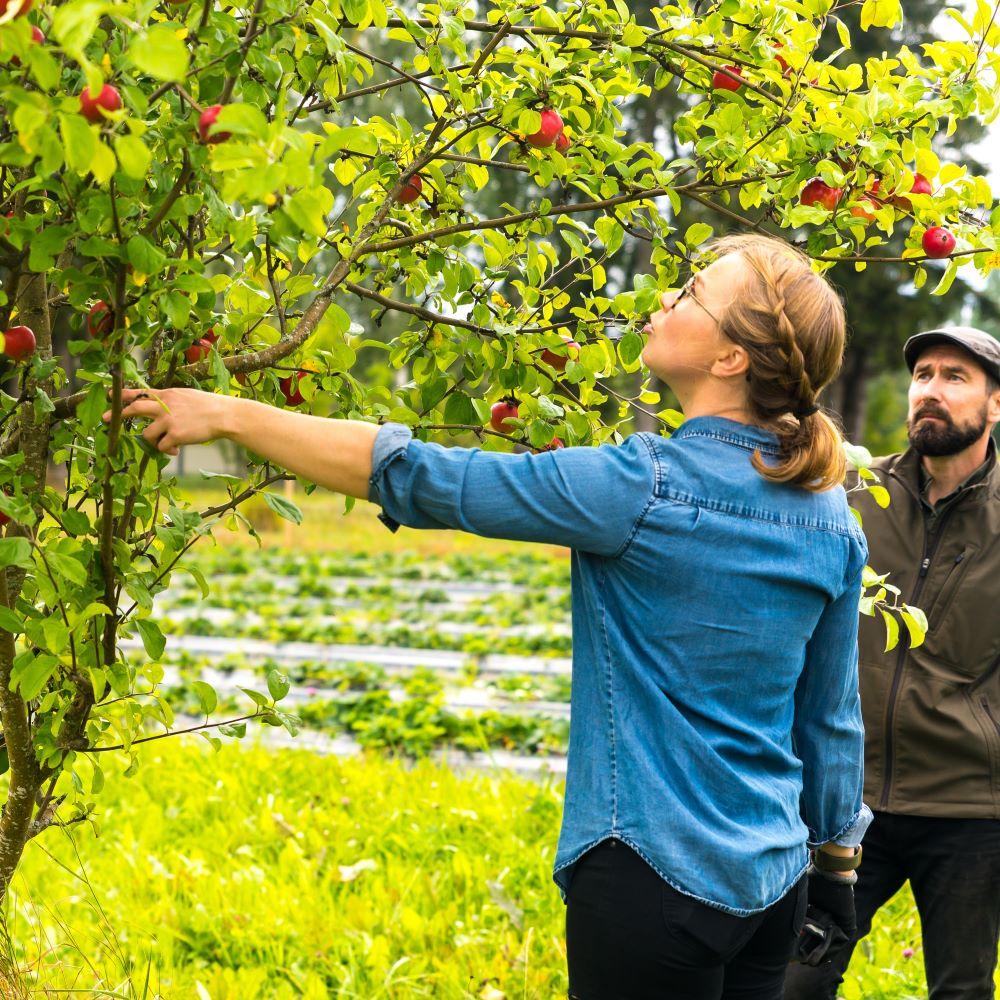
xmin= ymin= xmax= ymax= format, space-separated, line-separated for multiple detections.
xmin=3 ymin=494 xmax=996 ymax=998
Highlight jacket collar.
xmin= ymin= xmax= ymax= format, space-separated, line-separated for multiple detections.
xmin=673 ymin=416 xmax=782 ymax=457
xmin=888 ymin=437 xmax=997 ymax=508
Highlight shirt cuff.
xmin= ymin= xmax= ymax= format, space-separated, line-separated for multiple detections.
xmin=367 ymin=422 xmax=414 ymax=532
xmin=828 ymin=803 xmax=874 ymax=849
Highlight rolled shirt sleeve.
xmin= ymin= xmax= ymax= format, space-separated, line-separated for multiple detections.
xmin=792 ymin=555 xmax=874 ymax=849
xmin=367 ymin=423 xmax=657 ymax=557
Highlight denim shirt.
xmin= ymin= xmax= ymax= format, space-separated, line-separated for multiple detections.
xmin=368 ymin=416 xmax=873 ymax=915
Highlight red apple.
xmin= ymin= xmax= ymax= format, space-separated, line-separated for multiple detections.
xmin=0 ymin=512 xmax=9 ymax=528
xmin=526 ymin=108 xmax=564 ymax=149
xmin=540 ymin=335 xmax=581 ymax=373
xmin=774 ymin=43 xmax=790 ymax=74
xmin=86 ymin=300 xmax=113 ymax=338
xmin=280 ymin=371 xmax=309 ymax=405
xmin=489 ymin=399 xmax=519 ymax=433
xmin=892 ymin=173 xmax=933 ymax=212
xmin=800 ymin=178 xmax=842 ymax=212
xmin=202 ymin=327 xmax=218 ymax=345
xmin=79 ymin=84 xmax=122 ymax=124
xmin=712 ymin=65 xmax=744 ymax=91
xmin=0 ymin=0 xmax=32 ymax=18
xmin=198 ymin=104 xmax=231 ymax=144
xmin=554 ymin=132 xmax=571 ymax=154
xmin=396 ymin=175 xmax=422 ymax=205
xmin=536 ymin=437 xmax=565 ymax=452
xmin=921 ymin=226 xmax=955 ymax=258
xmin=850 ymin=196 xmax=879 ymax=223
xmin=184 ymin=338 xmax=212 ymax=363
xmin=2 ymin=325 xmax=35 ymax=361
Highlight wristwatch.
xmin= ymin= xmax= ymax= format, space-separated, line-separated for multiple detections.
xmin=812 ymin=845 xmax=862 ymax=872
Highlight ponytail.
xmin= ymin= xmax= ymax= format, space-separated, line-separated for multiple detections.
xmin=705 ymin=234 xmax=848 ymax=492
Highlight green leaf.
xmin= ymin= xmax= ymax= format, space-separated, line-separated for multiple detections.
xmin=52 ymin=0 xmax=105 ymax=55
xmin=880 ymin=608 xmax=900 ymax=652
xmin=0 ymin=606 xmax=23 ymax=633
xmin=0 ymin=538 xmax=32 ymax=569
xmin=684 ymin=223 xmax=714 ymax=248
xmin=860 ymin=0 xmax=902 ymax=30
xmin=213 ymin=104 xmax=269 ymax=141
xmin=283 ymin=186 xmax=334 ymax=238
xmin=46 ymin=551 xmax=88 ymax=586
xmin=618 ymin=331 xmax=643 ymax=366
xmin=127 ymin=235 xmax=167 ymax=276
xmin=59 ymin=113 xmax=97 ymax=176
xmin=267 ymin=668 xmax=290 ymax=701
xmin=930 ymin=258 xmax=959 ymax=297
xmin=114 ymin=134 xmax=151 ymax=180
xmin=902 ymin=604 xmax=928 ymax=648
xmin=843 ymin=442 xmax=873 ymax=469
xmin=128 ymin=25 xmax=190 ymax=82
xmin=263 ymin=491 xmax=303 ymax=525
xmin=443 ymin=392 xmax=477 ymax=426
xmin=321 ymin=125 xmax=379 ymax=157
xmin=192 ymin=680 xmax=217 ymax=715
xmin=867 ymin=485 xmax=890 ymax=508
xmin=61 ymin=509 xmax=92 ymax=535
xmin=17 ymin=652 xmax=59 ymax=701
xmin=136 ymin=619 xmax=166 ymax=659
xmin=28 ymin=225 xmax=72 ymax=273
xmin=900 ymin=610 xmax=925 ymax=649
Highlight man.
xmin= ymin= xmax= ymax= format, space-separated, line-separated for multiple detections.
xmin=785 ymin=326 xmax=1000 ymax=999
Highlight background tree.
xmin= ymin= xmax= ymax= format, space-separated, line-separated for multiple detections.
xmin=0 ymin=0 xmax=998 ymax=911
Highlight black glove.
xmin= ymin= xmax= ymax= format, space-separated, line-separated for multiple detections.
xmin=794 ymin=867 xmax=857 ymax=966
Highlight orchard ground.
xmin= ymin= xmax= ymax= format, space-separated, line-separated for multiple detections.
xmin=5 ymin=488 xmax=994 ymax=998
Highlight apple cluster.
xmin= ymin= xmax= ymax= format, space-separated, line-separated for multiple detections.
xmin=487 ymin=333 xmax=580 ymax=450
xmin=798 ymin=173 xmax=956 ymax=258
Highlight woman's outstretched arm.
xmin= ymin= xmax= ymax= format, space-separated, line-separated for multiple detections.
xmin=104 ymin=388 xmax=378 ymax=499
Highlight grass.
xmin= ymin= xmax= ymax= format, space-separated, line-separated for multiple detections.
xmin=5 ymin=742 xmax=991 ymax=999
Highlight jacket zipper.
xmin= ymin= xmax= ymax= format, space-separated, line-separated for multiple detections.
xmin=878 ymin=504 xmax=957 ymax=810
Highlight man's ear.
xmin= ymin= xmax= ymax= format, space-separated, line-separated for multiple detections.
xmin=988 ymin=381 xmax=1000 ymax=425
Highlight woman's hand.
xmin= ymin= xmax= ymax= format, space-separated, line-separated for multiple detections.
xmin=102 ymin=387 xmax=236 ymax=457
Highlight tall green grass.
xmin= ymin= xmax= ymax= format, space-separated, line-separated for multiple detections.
xmin=5 ymin=740 xmax=982 ymax=998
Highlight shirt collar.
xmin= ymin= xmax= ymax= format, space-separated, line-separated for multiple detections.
xmin=672 ymin=416 xmax=782 ymax=456
xmin=917 ymin=437 xmax=997 ymax=511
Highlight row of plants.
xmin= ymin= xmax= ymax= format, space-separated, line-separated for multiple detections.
xmin=175 ymin=546 xmax=572 ymax=589
xmin=155 ymin=608 xmax=573 ymax=657
xmin=166 ymin=650 xmax=572 ymax=703
xmin=161 ymin=662 xmax=570 ymax=758
xmin=156 ymin=583 xmax=572 ymax=622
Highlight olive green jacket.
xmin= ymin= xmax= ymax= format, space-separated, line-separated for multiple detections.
xmin=853 ymin=440 xmax=1000 ymax=817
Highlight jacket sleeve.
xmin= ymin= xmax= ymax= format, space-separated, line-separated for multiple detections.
xmin=367 ymin=423 xmax=656 ymax=557
xmin=793 ymin=547 xmax=874 ymax=849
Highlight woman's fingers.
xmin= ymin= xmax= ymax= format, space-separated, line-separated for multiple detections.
xmin=102 ymin=388 xmax=169 ymax=424
xmin=141 ymin=418 xmax=170 ymax=447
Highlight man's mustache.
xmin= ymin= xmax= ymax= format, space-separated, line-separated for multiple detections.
xmin=913 ymin=406 xmax=951 ymax=423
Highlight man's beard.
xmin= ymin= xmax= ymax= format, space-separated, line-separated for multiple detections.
xmin=908 ymin=405 xmax=988 ymax=457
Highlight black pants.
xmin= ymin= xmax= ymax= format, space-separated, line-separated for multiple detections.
xmin=784 ymin=811 xmax=1000 ymax=1000
xmin=565 ymin=838 xmax=808 ymax=1000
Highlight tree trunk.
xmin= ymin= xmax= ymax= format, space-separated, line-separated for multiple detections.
xmin=0 ymin=259 xmax=55 ymax=903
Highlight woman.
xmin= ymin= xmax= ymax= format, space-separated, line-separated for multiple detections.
xmin=107 ymin=233 xmax=872 ymax=999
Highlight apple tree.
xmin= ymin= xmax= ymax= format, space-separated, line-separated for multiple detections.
xmin=0 ymin=0 xmax=999 ymax=903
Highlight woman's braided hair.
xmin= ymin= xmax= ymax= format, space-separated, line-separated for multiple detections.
xmin=707 ymin=233 xmax=847 ymax=492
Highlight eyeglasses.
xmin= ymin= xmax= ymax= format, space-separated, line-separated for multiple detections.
xmin=665 ymin=271 xmax=722 ymax=327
